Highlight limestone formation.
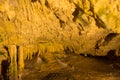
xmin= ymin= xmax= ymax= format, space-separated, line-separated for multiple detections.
xmin=0 ymin=0 xmax=120 ymax=79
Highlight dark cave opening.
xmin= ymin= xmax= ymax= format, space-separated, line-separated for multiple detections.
xmin=107 ymin=50 xmax=116 ymax=59
xmin=79 ymin=50 xmax=120 ymax=63
xmin=1 ymin=59 xmax=10 ymax=80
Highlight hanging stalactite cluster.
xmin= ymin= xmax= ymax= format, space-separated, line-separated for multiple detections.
xmin=0 ymin=42 xmax=65 ymax=79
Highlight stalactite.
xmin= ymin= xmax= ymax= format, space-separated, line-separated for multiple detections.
xmin=37 ymin=44 xmax=47 ymax=57
xmin=22 ymin=43 xmax=64 ymax=61
xmin=7 ymin=45 xmax=18 ymax=80
xmin=17 ymin=45 xmax=24 ymax=79
xmin=25 ymin=45 xmax=38 ymax=60
xmin=23 ymin=46 xmax=29 ymax=60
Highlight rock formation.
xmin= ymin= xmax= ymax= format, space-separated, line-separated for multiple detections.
xmin=0 ymin=0 xmax=120 ymax=79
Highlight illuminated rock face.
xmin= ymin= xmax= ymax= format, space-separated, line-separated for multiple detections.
xmin=0 ymin=0 xmax=120 ymax=60
xmin=0 ymin=0 xmax=120 ymax=79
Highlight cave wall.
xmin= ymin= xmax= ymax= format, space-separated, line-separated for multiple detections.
xmin=0 ymin=0 xmax=120 ymax=79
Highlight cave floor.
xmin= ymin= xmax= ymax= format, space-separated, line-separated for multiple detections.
xmin=22 ymin=54 xmax=120 ymax=80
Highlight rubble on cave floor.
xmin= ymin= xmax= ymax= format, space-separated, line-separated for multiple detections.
xmin=21 ymin=54 xmax=120 ymax=80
